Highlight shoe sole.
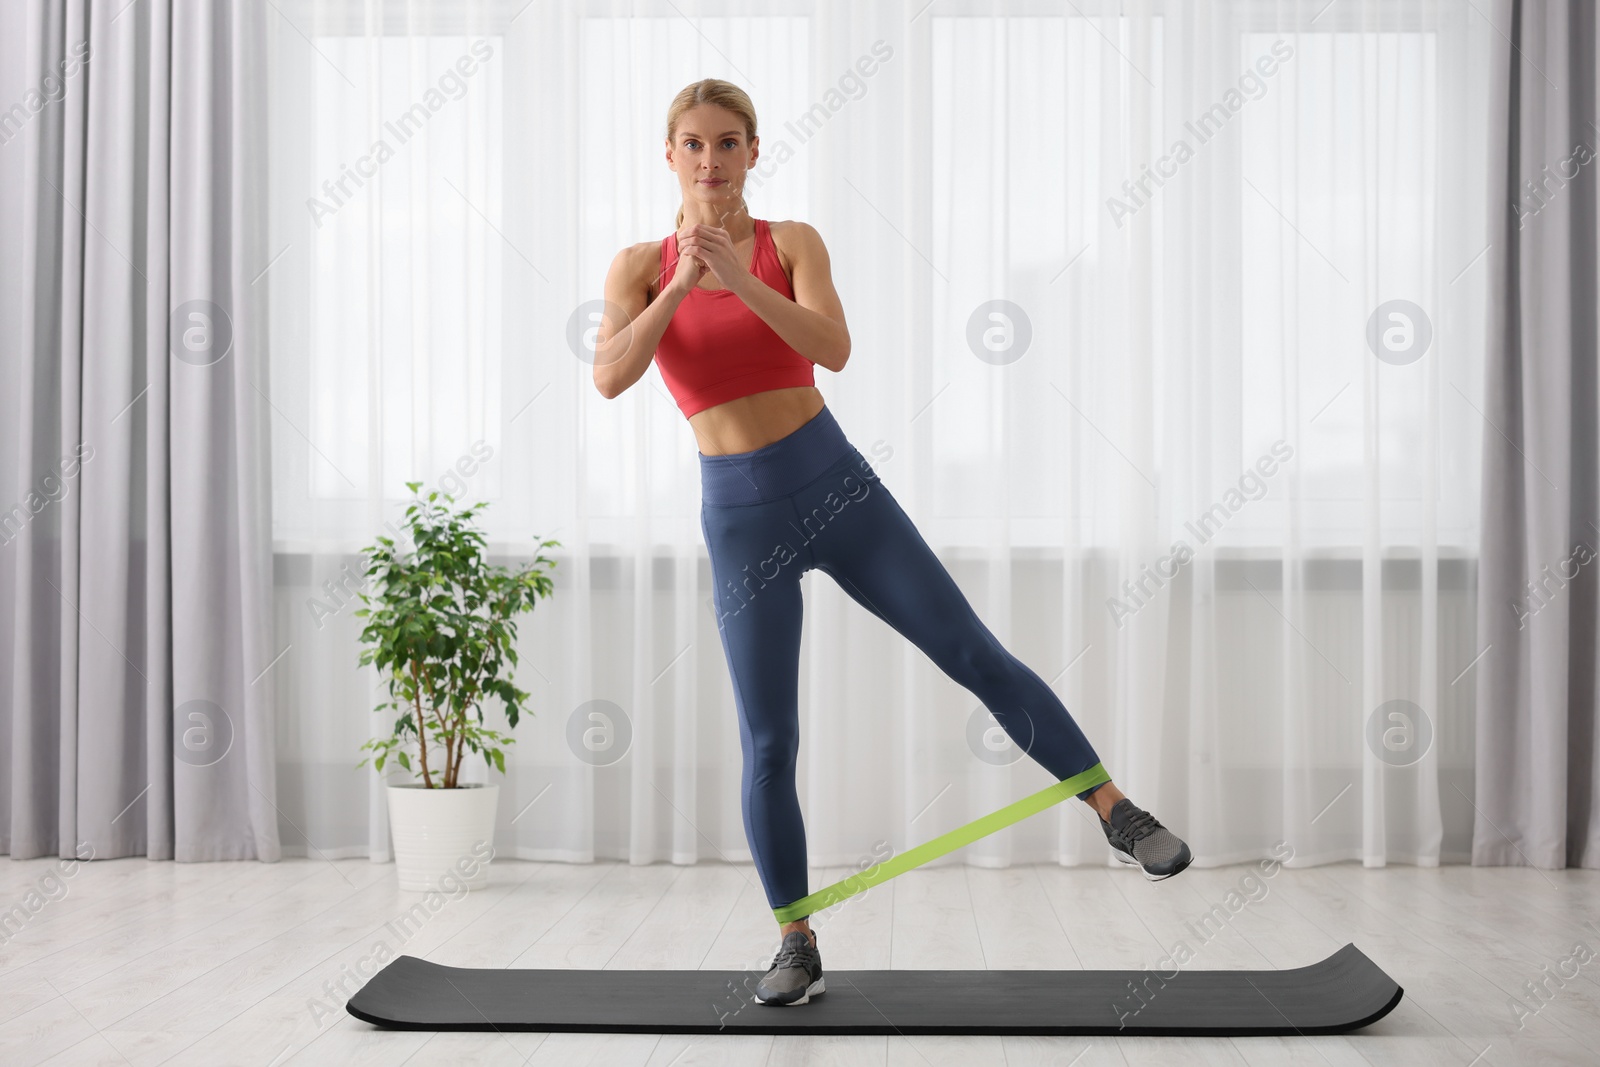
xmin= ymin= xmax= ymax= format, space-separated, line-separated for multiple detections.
xmin=1111 ymin=845 xmax=1193 ymax=881
xmin=755 ymin=975 xmax=826 ymax=1005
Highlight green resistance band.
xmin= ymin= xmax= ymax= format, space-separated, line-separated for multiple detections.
xmin=771 ymin=762 xmax=1110 ymax=924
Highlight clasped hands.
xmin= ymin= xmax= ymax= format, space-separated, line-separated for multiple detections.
xmin=670 ymin=223 xmax=752 ymax=295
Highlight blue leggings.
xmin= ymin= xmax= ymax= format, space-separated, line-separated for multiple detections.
xmin=699 ymin=405 xmax=1107 ymax=918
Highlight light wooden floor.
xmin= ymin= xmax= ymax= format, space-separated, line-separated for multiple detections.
xmin=1 ymin=853 xmax=1596 ymax=1065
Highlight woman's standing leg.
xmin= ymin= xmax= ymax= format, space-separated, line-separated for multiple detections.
xmin=700 ymin=500 xmax=814 ymax=919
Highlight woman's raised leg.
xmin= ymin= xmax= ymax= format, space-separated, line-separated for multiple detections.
xmin=793 ymin=454 xmax=1108 ymax=800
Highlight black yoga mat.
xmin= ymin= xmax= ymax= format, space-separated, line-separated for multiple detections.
xmin=346 ymin=942 xmax=1402 ymax=1036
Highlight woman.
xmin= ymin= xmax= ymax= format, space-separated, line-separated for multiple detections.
xmin=593 ymin=79 xmax=1191 ymax=1007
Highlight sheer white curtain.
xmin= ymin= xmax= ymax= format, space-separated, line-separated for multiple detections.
xmin=265 ymin=0 xmax=1492 ymax=875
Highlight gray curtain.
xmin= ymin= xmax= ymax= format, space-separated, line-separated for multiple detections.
xmin=1477 ymin=0 xmax=1600 ymax=868
xmin=0 ymin=0 xmax=279 ymax=862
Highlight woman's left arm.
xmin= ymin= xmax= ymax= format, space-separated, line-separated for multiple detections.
xmin=728 ymin=222 xmax=851 ymax=373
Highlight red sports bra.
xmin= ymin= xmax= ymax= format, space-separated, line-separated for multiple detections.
xmin=654 ymin=218 xmax=817 ymax=418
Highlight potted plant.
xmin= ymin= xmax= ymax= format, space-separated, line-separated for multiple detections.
xmin=355 ymin=482 xmax=559 ymax=891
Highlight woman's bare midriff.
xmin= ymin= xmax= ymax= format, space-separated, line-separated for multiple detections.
xmin=690 ymin=386 xmax=826 ymax=456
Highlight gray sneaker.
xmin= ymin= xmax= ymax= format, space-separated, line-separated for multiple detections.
xmin=1102 ymin=798 xmax=1192 ymax=880
xmin=754 ymin=929 xmax=825 ymax=1005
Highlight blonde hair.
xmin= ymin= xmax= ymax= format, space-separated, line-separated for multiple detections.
xmin=666 ymin=79 xmax=757 ymax=230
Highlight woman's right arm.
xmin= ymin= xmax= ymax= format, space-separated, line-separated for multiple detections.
xmin=593 ymin=244 xmax=689 ymax=399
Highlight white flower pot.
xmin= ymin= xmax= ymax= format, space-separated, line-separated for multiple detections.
xmin=386 ymin=782 xmax=499 ymax=892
